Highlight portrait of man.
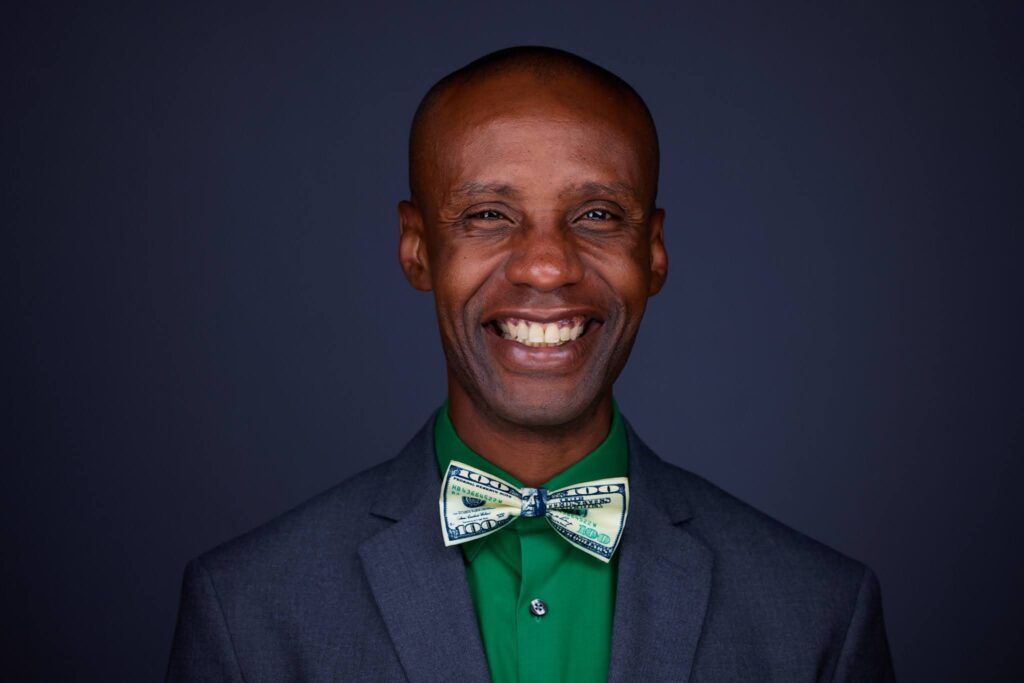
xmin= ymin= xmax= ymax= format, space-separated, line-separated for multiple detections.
xmin=7 ymin=3 xmax=1020 ymax=681
xmin=165 ymin=47 xmax=894 ymax=681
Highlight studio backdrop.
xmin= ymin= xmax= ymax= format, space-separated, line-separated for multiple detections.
xmin=4 ymin=1 xmax=1021 ymax=680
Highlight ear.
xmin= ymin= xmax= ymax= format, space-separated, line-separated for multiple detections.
xmin=398 ymin=200 xmax=433 ymax=291
xmin=647 ymin=208 xmax=668 ymax=296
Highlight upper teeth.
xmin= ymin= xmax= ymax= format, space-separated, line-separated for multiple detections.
xmin=496 ymin=317 xmax=587 ymax=347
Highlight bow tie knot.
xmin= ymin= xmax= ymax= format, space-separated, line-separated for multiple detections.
xmin=439 ymin=460 xmax=630 ymax=563
xmin=519 ymin=488 xmax=548 ymax=518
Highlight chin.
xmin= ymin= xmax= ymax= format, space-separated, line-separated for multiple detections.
xmin=485 ymin=383 xmax=604 ymax=430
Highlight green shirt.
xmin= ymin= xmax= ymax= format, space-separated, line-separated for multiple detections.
xmin=434 ymin=403 xmax=628 ymax=683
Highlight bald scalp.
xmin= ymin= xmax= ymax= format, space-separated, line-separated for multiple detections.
xmin=408 ymin=46 xmax=660 ymax=208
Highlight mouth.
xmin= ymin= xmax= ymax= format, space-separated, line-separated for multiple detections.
xmin=483 ymin=315 xmax=599 ymax=348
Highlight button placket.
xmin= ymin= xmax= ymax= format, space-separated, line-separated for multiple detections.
xmin=515 ymin=517 xmax=555 ymax=680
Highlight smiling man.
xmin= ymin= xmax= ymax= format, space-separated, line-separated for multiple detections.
xmin=167 ymin=47 xmax=895 ymax=682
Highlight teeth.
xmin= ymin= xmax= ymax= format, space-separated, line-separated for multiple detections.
xmin=492 ymin=316 xmax=589 ymax=348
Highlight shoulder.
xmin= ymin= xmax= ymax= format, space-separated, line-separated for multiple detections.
xmin=630 ymin=427 xmax=869 ymax=601
xmin=195 ymin=415 xmax=437 ymax=583
xmin=195 ymin=456 xmax=395 ymax=585
xmin=631 ymin=430 xmax=891 ymax=671
xmin=628 ymin=426 xmax=894 ymax=676
xmin=683 ymin=462 xmax=860 ymax=578
xmin=168 ymin=423 xmax=436 ymax=680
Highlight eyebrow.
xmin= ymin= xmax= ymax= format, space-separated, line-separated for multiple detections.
xmin=559 ymin=181 xmax=638 ymax=200
xmin=449 ymin=180 xmax=638 ymax=201
xmin=450 ymin=182 xmax=519 ymax=198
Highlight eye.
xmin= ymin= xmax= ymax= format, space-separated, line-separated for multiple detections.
xmin=573 ymin=205 xmax=624 ymax=235
xmin=472 ymin=209 xmax=506 ymax=220
xmin=581 ymin=208 xmax=613 ymax=221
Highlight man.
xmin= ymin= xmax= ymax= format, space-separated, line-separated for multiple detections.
xmin=167 ymin=46 xmax=895 ymax=682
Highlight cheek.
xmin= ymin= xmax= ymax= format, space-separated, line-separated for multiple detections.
xmin=582 ymin=245 xmax=652 ymax=313
xmin=431 ymin=246 xmax=504 ymax=320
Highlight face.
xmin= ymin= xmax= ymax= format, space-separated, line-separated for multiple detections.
xmin=399 ymin=70 xmax=667 ymax=429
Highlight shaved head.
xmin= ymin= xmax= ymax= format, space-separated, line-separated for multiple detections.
xmin=408 ymin=46 xmax=660 ymax=208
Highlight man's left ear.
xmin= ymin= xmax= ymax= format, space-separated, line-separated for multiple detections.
xmin=648 ymin=208 xmax=668 ymax=296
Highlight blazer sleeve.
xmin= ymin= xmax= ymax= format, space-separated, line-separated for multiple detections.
xmin=831 ymin=566 xmax=896 ymax=682
xmin=166 ymin=559 xmax=244 ymax=683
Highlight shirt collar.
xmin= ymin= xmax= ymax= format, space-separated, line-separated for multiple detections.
xmin=434 ymin=399 xmax=628 ymax=562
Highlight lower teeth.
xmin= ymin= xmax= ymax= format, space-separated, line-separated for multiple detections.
xmin=510 ymin=339 xmax=567 ymax=348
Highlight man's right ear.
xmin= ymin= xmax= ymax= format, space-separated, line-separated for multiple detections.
xmin=397 ymin=200 xmax=433 ymax=291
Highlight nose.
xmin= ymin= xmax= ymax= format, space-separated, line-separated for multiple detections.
xmin=504 ymin=222 xmax=585 ymax=292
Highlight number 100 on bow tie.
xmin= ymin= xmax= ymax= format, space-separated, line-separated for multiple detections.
xmin=439 ymin=460 xmax=629 ymax=563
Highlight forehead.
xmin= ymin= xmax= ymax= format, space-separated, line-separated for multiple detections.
xmin=423 ymin=71 xmax=655 ymax=205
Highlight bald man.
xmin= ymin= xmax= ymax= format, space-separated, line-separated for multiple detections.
xmin=167 ymin=47 xmax=895 ymax=682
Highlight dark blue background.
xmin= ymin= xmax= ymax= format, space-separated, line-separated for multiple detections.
xmin=5 ymin=2 xmax=1021 ymax=680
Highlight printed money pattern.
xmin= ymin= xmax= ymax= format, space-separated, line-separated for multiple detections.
xmin=439 ymin=460 xmax=629 ymax=563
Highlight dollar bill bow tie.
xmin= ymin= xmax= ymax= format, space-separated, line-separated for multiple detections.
xmin=439 ymin=460 xmax=630 ymax=563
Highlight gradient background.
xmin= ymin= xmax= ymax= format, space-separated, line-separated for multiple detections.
xmin=4 ymin=2 xmax=1021 ymax=680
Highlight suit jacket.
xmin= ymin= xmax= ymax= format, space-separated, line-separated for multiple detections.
xmin=167 ymin=415 xmax=895 ymax=682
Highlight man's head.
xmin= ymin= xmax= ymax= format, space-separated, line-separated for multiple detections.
xmin=399 ymin=46 xmax=667 ymax=431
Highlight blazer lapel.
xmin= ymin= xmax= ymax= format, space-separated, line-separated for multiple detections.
xmin=608 ymin=427 xmax=714 ymax=683
xmin=357 ymin=417 xmax=490 ymax=683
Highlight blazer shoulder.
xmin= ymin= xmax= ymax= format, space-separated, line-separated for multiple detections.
xmin=634 ymin=433 xmax=868 ymax=590
xmin=195 ymin=455 xmax=396 ymax=581
xmin=191 ymin=413 xmax=438 ymax=593
xmin=627 ymin=432 xmax=893 ymax=677
xmin=168 ymin=427 xmax=435 ymax=683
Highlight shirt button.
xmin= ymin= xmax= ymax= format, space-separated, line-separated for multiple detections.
xmin=529 ymin=598 xmax=547 ymax=617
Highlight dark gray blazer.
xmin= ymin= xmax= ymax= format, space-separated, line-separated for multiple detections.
xmin=167 ymin=416 xmax=895 ymax=682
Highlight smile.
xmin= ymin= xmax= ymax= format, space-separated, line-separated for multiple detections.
xmin=486 ymin=316 xmax=593 ymax=348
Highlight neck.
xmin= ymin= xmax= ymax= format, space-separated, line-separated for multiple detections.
xmin=447 ymin=383 xmax=613 ymax=488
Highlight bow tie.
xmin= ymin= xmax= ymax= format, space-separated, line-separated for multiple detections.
xmin=439 ymin=460 xmax=629 ymax=563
